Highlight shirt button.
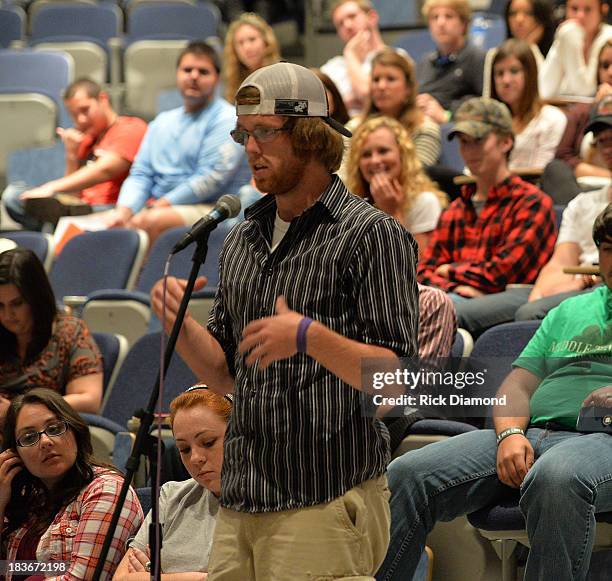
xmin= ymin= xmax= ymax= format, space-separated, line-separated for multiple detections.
xmin=65 ymin=527 xmax=73 ymax=533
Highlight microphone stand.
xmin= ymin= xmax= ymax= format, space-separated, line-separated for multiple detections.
xmin=92 ymin=235 xmax=211 ymax=581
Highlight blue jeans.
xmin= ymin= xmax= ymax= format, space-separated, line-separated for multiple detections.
xmin=453 ymin=287 xmax=598 ymax=338
xmin=376 ymin=428 xmax=612 ymax=581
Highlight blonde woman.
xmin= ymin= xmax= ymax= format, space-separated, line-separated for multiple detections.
xmin=346 ymin=116 xmax=447 ymax=253
xmin=222 ymin=13 xmax=281 ymax=103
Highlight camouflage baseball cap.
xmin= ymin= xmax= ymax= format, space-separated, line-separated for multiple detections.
xmin=585 ymin=95 xmax=612 ymax=135
xmin=448 ymin=97 xmax=513 ymax=141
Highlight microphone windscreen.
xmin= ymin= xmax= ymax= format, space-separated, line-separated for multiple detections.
xmin=217 ymin=194 xmax=241 ymax=219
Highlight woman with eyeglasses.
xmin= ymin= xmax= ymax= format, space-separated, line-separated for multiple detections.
xmin=0 ymin=388 xmax=143 ymax=580
xmin=0 ymin=249 xmax=103 ymax=423
xmin=113 ymin=385 xmax=231 ymax=580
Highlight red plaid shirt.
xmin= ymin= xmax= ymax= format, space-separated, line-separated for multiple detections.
xmin=4 ymin=469 xmax=143 ymax=581
xmin=418 ymin=176 xmax=556 ymax=293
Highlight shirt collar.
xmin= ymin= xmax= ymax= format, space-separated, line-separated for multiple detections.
xmin=459 ymin=174 xmax=517 ymax=205
xmin=244 ymin=174 xmax=347 ymax=223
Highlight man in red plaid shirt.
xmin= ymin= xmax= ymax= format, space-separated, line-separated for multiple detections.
xmin=418 ymin=97 xmax=556 ymax=314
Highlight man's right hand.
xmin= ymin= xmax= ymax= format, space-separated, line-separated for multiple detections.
xmin=344 ymin=28 xmax=373 ymax=63
xmin=150 ymin=276 xmax=207 ymax=335
xmin=56 ymin=127 xmax=85 ymax=159
xmin=496 ymin=434 xmax=534 ymax=488
xmin=0 ymin=448 xmax=22 ymax=512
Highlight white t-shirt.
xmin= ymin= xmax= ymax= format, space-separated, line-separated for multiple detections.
xmin=556 ymin=185 xmax=610 ymax=264
xmin=320 ymin=51 xmax=376 ymax=116
xmin=131 ymin=479 xmax=219 ymax=574
xmin=271 ymin=211 xmax=291 ymax=251
xmin=509 ymin=105 xmax=567 ymax=170
xmin=405 ymin=191 xmax=443 ymax=234
xmin=539 ymin=21 xmax=612 ymax=98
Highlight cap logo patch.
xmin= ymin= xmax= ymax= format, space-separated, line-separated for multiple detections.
xmin=275 ymin=99 xmax=309 ymax=115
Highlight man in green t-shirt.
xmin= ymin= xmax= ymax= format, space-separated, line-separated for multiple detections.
xmin=376 ymin=204 xmax=612 ymax=581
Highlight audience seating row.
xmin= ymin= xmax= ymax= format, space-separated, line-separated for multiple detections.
xmin=1 ymin=1 xmax=220 ymax=119
xmin=3 ymin=224 xmax=224 ymax=344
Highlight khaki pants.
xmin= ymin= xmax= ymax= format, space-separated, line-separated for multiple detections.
xmin=208 ymin=475 xmax=391 ymax=581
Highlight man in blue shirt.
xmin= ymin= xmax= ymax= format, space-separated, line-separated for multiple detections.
xmin=105 ymin=41 xmax=250 ymax=244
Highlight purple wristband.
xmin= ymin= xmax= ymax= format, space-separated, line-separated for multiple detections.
xmin=296 ymin=316 xmax=314 ymax=354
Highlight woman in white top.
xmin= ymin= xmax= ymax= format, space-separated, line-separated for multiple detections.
xmin=346 ymin=116 xmax=447 ymax=255
xmin=539 ymin=0 xmax=612 ymax=98
xmin=114 ymin=385 xmax=232 ymax=581
xmin=491 ymin=38 xmax=567 ymax=170
xmin=483 ymin=0 xmax=557 ymax=97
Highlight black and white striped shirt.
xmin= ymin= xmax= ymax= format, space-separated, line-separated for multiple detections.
xmin=208 ymin=175 xmax=418 ymax=512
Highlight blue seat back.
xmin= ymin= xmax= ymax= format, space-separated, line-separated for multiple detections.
xmin=0 ymin=6 xmax=25 ymax=48
xmin=30 ymin=3 xmax=121 ymax=44
xmin=102 ymin=332 xmax=197 ymax=427
xmin=470 ymin=320 xmax=541 ymax=390
xmin=50 ymin=229 xmax=144 ymax=299
xmin=136 ymin=223 xmax=228 ymax=294
xmin=373 ymin=0 xmax=422 ymax=28
xmin=92 ymin=331 xmax=121 ymax=393
xmin=394 ymin=28 xmax=436 ymax=64
xmin=0 ymin=49 xmax=72 ymax=105
xmin=2 ymin=231 xmax=51 ymax=267
xmin=136 ymin=487 xmax=152 ymax=515
xmin=7 ymin=141 xmax=66 ymax=187
xmin=127 ymin=3 xmax=219 ymax=43
xmin=554 ymin=204 xmax=565 ymax=229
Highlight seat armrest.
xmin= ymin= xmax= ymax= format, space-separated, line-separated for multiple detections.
xmin=85 ymin=289 xmax=151 ymax=305
xmin=81 ymin=412 xmax=125 ymax=434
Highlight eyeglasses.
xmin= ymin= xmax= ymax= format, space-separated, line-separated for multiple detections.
xmin=17 ymin=420 xmax=68 ymax=447
xmin=230 ymin=121 xmax=291 ymax=146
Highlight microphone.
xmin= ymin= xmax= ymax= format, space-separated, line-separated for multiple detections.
xmin=172 ymin=194 xmax=241 ymax=254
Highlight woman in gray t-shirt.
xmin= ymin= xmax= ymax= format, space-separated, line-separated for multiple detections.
xmin=113 ymin=385 xmax=232 ymax=580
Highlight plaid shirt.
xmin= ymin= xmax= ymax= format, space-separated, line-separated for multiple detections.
xmin=4 ymin=469 xmax=143 ymax=581
xmin=418 ymin=176 xmax=556 ymax=294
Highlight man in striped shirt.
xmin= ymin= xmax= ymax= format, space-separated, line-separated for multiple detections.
xmin=153 ymin=62 xmax=418 ymax=580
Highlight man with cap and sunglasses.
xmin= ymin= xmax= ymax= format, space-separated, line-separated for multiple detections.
xmin=418 ymin=97 xmax=556 ymax=331
xmin=454 ymin=97 xmax=612 ymax=338
xmin=151 ymin=62 xmax=418 ymax=580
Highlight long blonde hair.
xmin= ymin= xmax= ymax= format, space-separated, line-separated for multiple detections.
xmin=346 ymin=116 xmax=447 ymax=214
xmin=223 ymin=13 xmax=281 ymax=102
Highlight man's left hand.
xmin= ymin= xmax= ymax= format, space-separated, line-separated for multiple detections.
xmin=239 ymin=296 xmax=304 ymax=369
xmin=582 ymin=385 xmax=612 ymax=408
xmin=20 ymin=183 xmax=56 ymax=200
